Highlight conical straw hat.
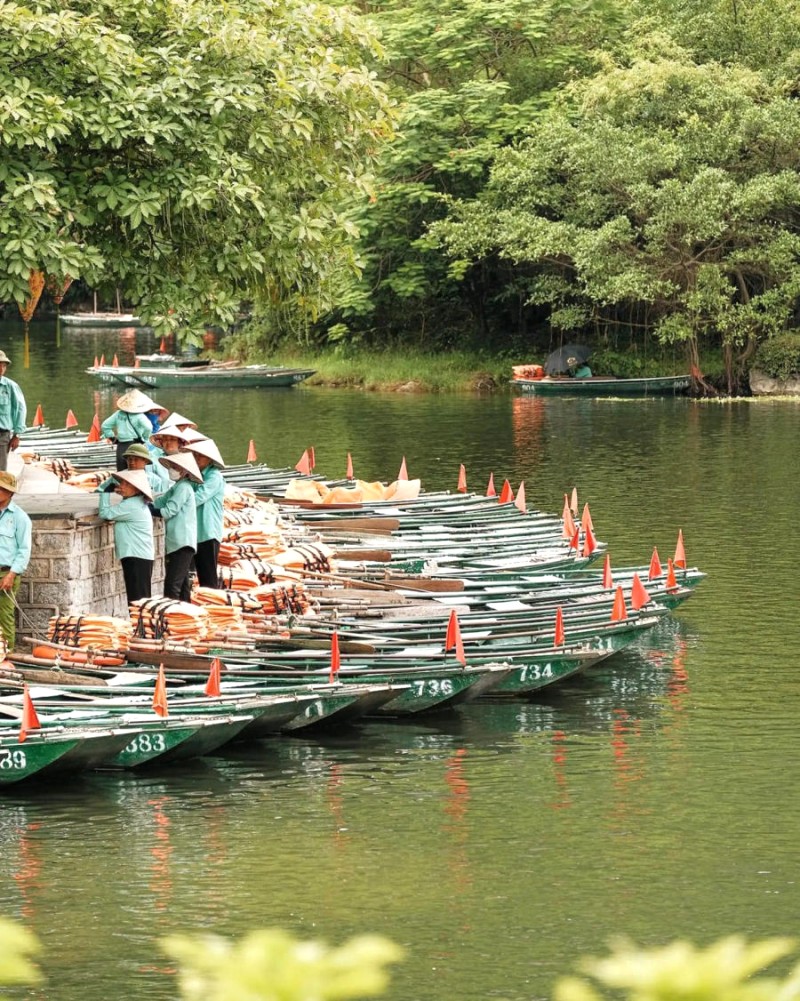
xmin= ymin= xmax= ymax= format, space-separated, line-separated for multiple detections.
xmin=117 ymin=388 xmax=165 ymax=415
xmin=183 ymin=437 xmax=225 ymax=468
xmin=160 ymin=411 xmax=197 ymax=431
xmin=113 ymin=468 xmax=154 ymax=501
xmin=159 ymin=451 xmax=203 ymax=484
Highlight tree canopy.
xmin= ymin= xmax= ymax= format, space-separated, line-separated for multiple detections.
xmin=0 ymin=0 xmax=391 ymax=333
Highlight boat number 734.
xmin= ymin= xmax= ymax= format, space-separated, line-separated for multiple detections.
xmin=520 ymin=664 xmax=555 ymax=683
xmin=0 ymin=749 xmax=27 ymax=770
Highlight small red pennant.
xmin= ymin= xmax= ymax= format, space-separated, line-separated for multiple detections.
xmin=33 ymin=404 xmax=44 ymax=427
xmin=602 ymin=553 xmax=613 ymax=589
xmin=486 ymin=473 xmax=496 ymax=497
xmin=569 ymin=524 xmax=580 ymax=551
xmin=329 ymin=631 xmax=341 ymax=683
xmin=581 ymin=527 xmax=596 ymax=557
xmin=648 ymin=547 xmax=663 ymax=580
xmin=398 ymin=456 xmax=408 ymax=480
xmin=666 ymin=558 xmax=678 ymax=591
xmin=674 ymin=529 xmax=686 ymax=569
xmin=308 ymin=446 xmax=316 ymax=471
xmin=159 ymin=338 xmax=167 ymax=354
xmin=570 ymin=487 xmax=578 ymax=515
xmin=514 ymin=481 xmax=527 ymax=513
xmin=498 ymin=479 xmax=514 ymax=504
xmin=346 ymin=452 xmax=354 ymax=479
xmin=86 ymin=415 xmax=101 ymax=443
xmin=610 ymin=585 xmax=628 ymax=622
xmin=134 ymin=356 xmax=140 ymax=369
xmin=554 ymin=606 xmax=565 ymax=646
xmin=19 ymin=684 xmax=41 ymax=744
xmin=562 ymin=498 xmax=576 ymax=540
xmin=112 ymin=354 xmax=119 ymax=368
xmin=204 ymin=657 xmax=222 ymax=697
xmin=457 ymin=464 xmax=467 ymax=494
xmin=93 ymin=356 xmax=99 ymax=369
xmin=581 ymin=503 xmax=593 ymax=535
xmin=99 ymin=354 xmax=106 ymax=367
xmin=295 ymin=449 xmax=311 ymax=475
xmin=445 ymin=609 xmax=466 ymax=666
xmin=630 ymin=573 xmax=651 ymax=611
xmin=65 ymin=409 xmax=79 ymax=429
xmin=247 ymin=439 xmax=257 ymax=463
xmin=152 ymin=664 xmax=169 ymax=717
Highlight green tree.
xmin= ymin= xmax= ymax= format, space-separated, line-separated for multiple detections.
xmin=433 ymin=41 xmax=800 ymax=389
xmin=0 ymin=0 xmax=391 ymax=335
xmin=312 ymin=0 xmax=626 ymax=350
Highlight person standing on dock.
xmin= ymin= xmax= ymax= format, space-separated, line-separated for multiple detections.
xmin=97 ymin=468 xmax=155 ymax=605
xmin=0 ymin=351 xmax=27 ymax=472
xmin=154 ymin=452 xmax=201 ymax=601
xmin=0 ymin=471 xmax=31 ymax=653
xmin=100 ymin=389 xmax=164 ymax=470
xmin=183 ymin=438 xmax=226 ymax=588
xmin=122 ymin=443 xmax=169 ymax=497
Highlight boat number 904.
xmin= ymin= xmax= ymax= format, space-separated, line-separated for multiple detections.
xmin=520 ymin=664 xmax=554 ymax=683
xmin=412 ymin=679 xmax=455 ymax=698
xmin=122 ymin=733 xmax=167 ymax=755
xmin=0 ymin=749 xmax=27 ymax=770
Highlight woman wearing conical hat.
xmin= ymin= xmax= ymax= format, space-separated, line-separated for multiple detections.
xmin=100 ymin=389 xmax=167 ymax=470
xmin=182 ymin=437 xmax=226 ymax=588
xmin=97 ymin=468 xmax=154 ymax=605
xmin=153 ymin=451 xmax=201 ymax=601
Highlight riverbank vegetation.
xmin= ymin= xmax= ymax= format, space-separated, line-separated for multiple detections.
xmin=5 ymin=0 xmax=800 ymax=392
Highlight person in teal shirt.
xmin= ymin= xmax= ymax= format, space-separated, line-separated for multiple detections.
xmin=98 ymin=468 xmax=154 ymax=605
xmin=0 ymin=470 xmax=32 ymax=652
xmin=153 ymin=451 xmax=201 ymax=601
xmin=184 ymin=437 xmax=226 ymax=589
xmin=100 ymin=388 xmax=165 ymax=470
xmin=0 ymin=350 xmax=27 ymax=472
xmin=123 ymin=442 xmax=170 ymax=497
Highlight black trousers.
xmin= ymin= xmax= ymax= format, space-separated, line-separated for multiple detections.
xmin=163 ymin=546 xmax=194 ymax=601
xmin=195 ymin=539 xmax=221 ymax=588
xmin=121 ymin=557 xmax=153 ymax=605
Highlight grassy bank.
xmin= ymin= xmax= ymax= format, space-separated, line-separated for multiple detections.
xmin=235 ymin=347 xmax=513 ymax=392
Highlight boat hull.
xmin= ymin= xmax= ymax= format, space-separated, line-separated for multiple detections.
xmin=512 ymin=375 xmax=692 ymax=396
xmin=86 ymin=364 xmax=315 ymax=388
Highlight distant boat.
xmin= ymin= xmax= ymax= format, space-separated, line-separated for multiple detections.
xmin=61 ymin=312 xmax=146 ymax=328
xmin=512 ymin=373 xmax=692 ymax=397
xmin=87 ymin=356 xmax=315 ymax=389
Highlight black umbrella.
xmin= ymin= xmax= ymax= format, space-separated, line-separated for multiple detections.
xmin=544 ymin=343 xmax=592 ymax=376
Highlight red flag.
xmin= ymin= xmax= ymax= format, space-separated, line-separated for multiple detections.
xmin=152 ymin=664 xmax=169 ymax=717
xmin=602 ymin=553 xmax=613 ymax=589
xmin=486 ymin=473 xmax=496 ymax=497
xmin=329 ymin=631 xmax=341 ymax=683
xmin=33 ymin=404 xmax=44 ymax=427
xmin=554 ymin=606 xmax=565 ymax=646
xmin=308 ymin=446 xmax=316 ymax=470
xmin=666 ymin=558 xmax=678 ymax=591
xmin=569 ymin=524 xmax=580 ymax=551
xmin=295 ymin=449 xmax=311 ymax=475
xmin=581 ymin=503 xmax=593 ymax=535
xmin=18 ymin=684 xmax=41 ymax=744
xmin=514 ymin=481 xmax=527 ymax=513
xmin=159 ymin=338 xmax=167 ymax=354
xmin=346 ymin=452 xmax=354 ymax=479
xmin=674 ymin=529 xmax=686 ymax=569
xmin=457 ymin=464 xmax=467 ymax=494
xmin=570 ymin=487 xmax=578 ymax=515
xmin=87 ymin=414 xmax=101 ymax=443
xmin=648 ymin=547 xmax=663 ymax=580
xmin=112 ymin=354 xmax=119 ymax=368
xmin=445 ymin=609 xmax=466 ymax=666
xmin=134 ymin=356 xmax=140 ymax=369
xmin=581 ymin=526 xmax=596 ymax=557
xmin=630 ymin=573 xmax=651 ymax=611
xmin=398 ymin=456 xmax=408 ymax=480
xmin=498 ymin=479 xmax=514 ymax=504
xmin=562 ymin=498 xmax=576 ymax=540
xmin=65 ymin=409 xmax=79 ymax=429
xmin=93 ymin=356 xmax=99 ymax=369
xmin=204 ymin=657 xmax=222 ymax=697
xmin=99 ymin=354 xmax=106 ymax=367
xmin=610 ymin=585 xmax=628 ymax=622
xmin=247 ymin=439 xmax=257 ymax=463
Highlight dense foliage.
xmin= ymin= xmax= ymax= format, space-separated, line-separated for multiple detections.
xmin=0 ymin=0 xmax=390 ymax=335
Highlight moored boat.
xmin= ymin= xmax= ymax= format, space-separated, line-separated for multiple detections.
xmin=512 ymin=373 xmax=692 ymax=396
xmin=86 ymin=359 xmax=315 ymax=389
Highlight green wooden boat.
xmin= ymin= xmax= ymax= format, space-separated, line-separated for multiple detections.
xmin=86 ymin=361 xmax=315 ymax=389
xmin=512 ymin=374 xmax=692 ymax=396
xmin=61 ymin=312 xmax=146 ymax=328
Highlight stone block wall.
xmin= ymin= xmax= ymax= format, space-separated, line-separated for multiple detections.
xmin=17 ymin=515 xmax=165 ymax=637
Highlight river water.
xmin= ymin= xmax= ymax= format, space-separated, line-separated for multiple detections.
xmin=0 ymin=319 xmax=799 ymax=1000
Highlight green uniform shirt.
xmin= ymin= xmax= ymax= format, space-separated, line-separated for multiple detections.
xmin=100 ymin=410 xmax=152 ymax=443
xmin=98 ymin=493 xmax=154 ymax=560
xmin=193 ymin=465 xmax=225 ymax=544
xmin=152 ymin=477 xmax=197 ymax=554
xmin=0 ymin=377 xmax=27 ymax=435
xmin=0 ymin=502 xmax=31 ymax=574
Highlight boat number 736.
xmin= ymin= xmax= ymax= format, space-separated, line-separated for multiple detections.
xmin=0 ymin=749 xmax=27 ymax=770
xmin=412 ymin=679 xmax=455 ymax=698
